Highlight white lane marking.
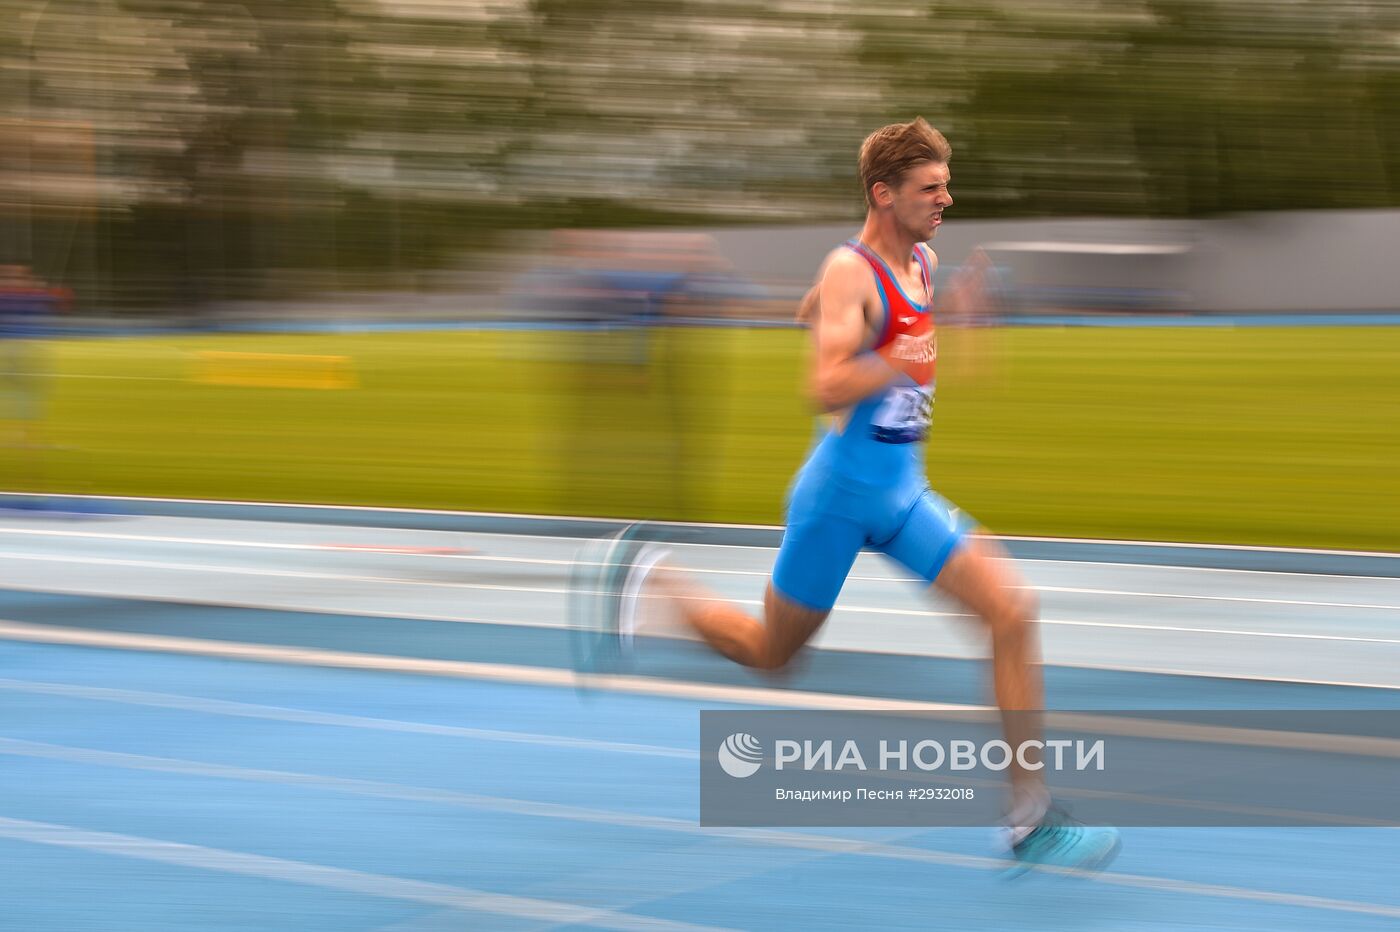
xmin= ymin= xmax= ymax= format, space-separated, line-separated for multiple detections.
xmin=0 ymin=816 xmax=734 ymax=932
xmin=5 ymin=593 xmax=1398 ymax=693
xmin=9 ymin=577 xmax=1394 ymax=687
xmin=1030 ymin=584 xmax=1400 ymax=613
xmin=1035 ymin=618 xmax=1400 ymax=646
xmin=4 ymin=627 xmax=1400 ymax=748
xmin=6 ymin=572 xmax=1400 ymax=661
xmin=1017 ymin=556 xmax=1400 ymax=583
xmin=6 ymin=493 xmax=1398 ymax=560
xmin=0 ymin=621 xmax=982 ymax=713
xmin=830 ymin=641 xmax=1400 ymax=692
xmin=5 ymin=527 xmax=1400 ymax=603
xmin=449 ymin=538 xmax=1400 ymax=579
xmin=5 ymin=521 xmax=1400 ymax=594
xmin=0 ymin=581 xmax=587 ymax=631
xmin=0 ymin=550 xmax=573 ymax=595
xmin=5 ymin=549 xmax=1400 ymax=646
xmin=0 ymin=549 xmax=955 ymax=617
xmin=0 ymin=737 xmax=695 ymax=804
xmin=3 ymin=743 xmax=1399 ymax=920
xmin=996 ymin=532 xmax=1400 ymax=559
xmin=6 ymin=735 xmax=1398 ymax=831
xmin=1081 ymin=871 xmax=1400 ymax=921
xmin=0 ymin=678 xmax=694 ymax=759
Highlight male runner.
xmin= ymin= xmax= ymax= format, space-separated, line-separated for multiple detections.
xmin=577 ymin=118 xmax=1120 ymax=874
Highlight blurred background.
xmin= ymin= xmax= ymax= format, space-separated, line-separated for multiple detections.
xmin=2 ymin=0 xmax=1398 ymax=548
xmin=4 ymin=5 xmax=1400 ymax=930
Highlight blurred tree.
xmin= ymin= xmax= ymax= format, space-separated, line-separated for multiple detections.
xmin=855 ymin=0 xmax=1400 ymax=218
xmin=1118 ymin=0 xmax=1396 ymax=214
xmin=500 ymin=0 xmax=877 ymax=222
xmin=2 ymin=0 xmax=1397 ymax=309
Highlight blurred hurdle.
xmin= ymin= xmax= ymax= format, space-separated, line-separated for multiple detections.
xmin=190 ymin=351 xmax=357 ymax=389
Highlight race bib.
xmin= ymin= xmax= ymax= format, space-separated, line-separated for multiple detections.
xmin=871 ymin=384 xmax=933 ymax=444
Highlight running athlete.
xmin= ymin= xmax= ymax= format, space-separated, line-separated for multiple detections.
xmin=577 ymin=118 xmax=1120 ymax=874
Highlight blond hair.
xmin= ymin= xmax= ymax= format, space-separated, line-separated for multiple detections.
xmin=858 ymin=118 xmax=952 ymax=208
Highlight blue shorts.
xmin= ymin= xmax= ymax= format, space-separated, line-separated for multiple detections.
xmin=771 ymin=461 xmax=974 ymax=612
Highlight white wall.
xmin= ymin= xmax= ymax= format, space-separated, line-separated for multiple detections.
xmin=700 ymin=210 xmax=1400 ymax=314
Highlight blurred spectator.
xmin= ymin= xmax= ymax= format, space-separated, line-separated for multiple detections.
xmin=513 ymin=230 xmax=761 ymax=520
xmin=0 ymin=263 xmax=68 ymax=448
xmin=514 ymin=230 xmax=765 ymax=327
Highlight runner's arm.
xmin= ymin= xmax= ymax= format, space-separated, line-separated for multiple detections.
xmin=809 ymin=252 xmax=901 ymax=411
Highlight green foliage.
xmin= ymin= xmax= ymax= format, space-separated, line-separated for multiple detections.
xmin=858 ymin=0 xmax=1400 ymax=217
xmin=5 ymin=0 xmax=1398 ymax=303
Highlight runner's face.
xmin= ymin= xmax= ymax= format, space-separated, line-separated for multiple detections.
xmin=892 ymin=162 xmax=953 ymax=241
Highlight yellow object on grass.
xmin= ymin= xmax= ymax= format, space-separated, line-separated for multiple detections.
xmin=190 ymin=351 xmax=357 ymax=390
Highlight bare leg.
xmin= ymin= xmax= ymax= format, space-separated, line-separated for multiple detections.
xmin=933 ymin=532 xmax=1045 ymax=805
xmin=656 ymin=572 xmax=830 ymax=671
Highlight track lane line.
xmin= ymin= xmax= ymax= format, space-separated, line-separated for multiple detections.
xmin=0 ymin=816 xmax=735 ymax=932
xmin=2 ymin=743 xmax=1397 ymax=921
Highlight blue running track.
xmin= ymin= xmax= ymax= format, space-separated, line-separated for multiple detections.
xmin=0 ymin=497 xmax=1397 ymax=930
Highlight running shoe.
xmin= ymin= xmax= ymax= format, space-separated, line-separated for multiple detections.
xmin=568 ymin=523 xmax=668 ymax=679
xmin=1007 ymin=804 xmax=1122 ymax=878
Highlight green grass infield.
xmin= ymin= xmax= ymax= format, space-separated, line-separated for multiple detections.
xmin=5 ymin=324 xmax=1396 ymax=552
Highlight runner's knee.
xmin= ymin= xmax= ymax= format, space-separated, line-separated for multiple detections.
xmin=755 ymin=636 xmax=802 ymax=671
xmin=986 ymin=589 xmax=1037 ymax=637
xmin=755 ymin=590 xmax=828 ymax=671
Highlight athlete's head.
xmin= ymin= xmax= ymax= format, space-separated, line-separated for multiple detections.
xmin=859 ymin=118 xmax=954 ymax=240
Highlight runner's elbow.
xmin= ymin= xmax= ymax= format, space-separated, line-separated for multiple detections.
xmin=809 ymin=373 xmax=848 ymax=411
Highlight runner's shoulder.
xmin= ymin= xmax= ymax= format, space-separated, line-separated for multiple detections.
xmin=916 ymin=242 xmax=941 ymax=274
xmin=818 ymin=246 xmax=876 ymax=289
